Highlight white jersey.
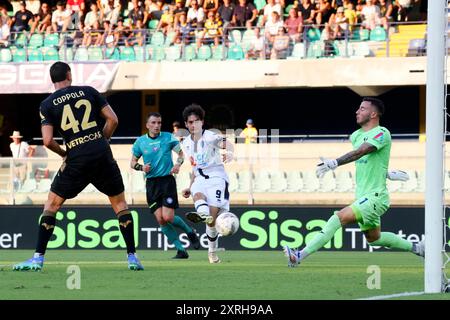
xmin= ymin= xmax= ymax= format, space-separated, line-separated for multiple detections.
xmin=181 ymin=130 xmax=229 ymax=182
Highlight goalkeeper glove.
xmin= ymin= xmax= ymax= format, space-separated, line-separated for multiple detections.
xmin=316 ymin=157 xmax=338 ymax=178
xmin=387 ymin=170 xmax=409 ymax=182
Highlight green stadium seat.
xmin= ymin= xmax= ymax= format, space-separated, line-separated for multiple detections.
xmin=150 ymin=45 xmax=165 ymax=61
xmin=164 ymin=31 xmax=177 ymax=46
xmin=44 ymin=33 xmax=60 ymax=47
xmin=183 ymin=44 xmax=197 ymax=61
xmin=28 ymin=48 xmax=43 ymax=62
xmin=151 ymin=31 xmax=165 ymax=46
xmin=164 ymin=45 xmax=181 ymax=61
xmin=359 ymin=28 xmax=370 ymax=41
xmin=119 ymin=46 xmax=136 ymax=61
xmin=28 ymin=33 xmax=43 ymax=48
xmin=253 ymin=0 xmax=265 ymax=11
xmin=284 ymin=4 xmax=293 ymax=18
xmin=59 ymin=46 xmax=73 ymax=61
xmin=287 ymin=42 xmax=305 ymax=59
xmin=14 ymin=32 xmax=27 ymax=47
xmin=370 ymin=26 xmax=387 ymax=41
xmin=196 ymin=45 xmax=211 ymax=61
xmin=42 ymin=47 xmax=58 ymax=61
xmin=105 ymin=47 xmax=120 ymax=60
xmin=12 ymin=48 xmax=27 ymax=62
xmin=134 ymin=45 xmax=147 ymax=61
xmin=211 ymin=44 xmax=226 ymax=60
xmin=306 ymin=27 xmax=321 ymax=42
xmin=0 ymin=48 xmax=12 ymax=62
xmin=241 ymin=29 xmax=255 ymax=52
xmin=227 ymin=44 xmax=244 ymax=60
xmin=88 ymin=47 xmax=104 ymax=60
xmin=148 ymin=19 xmax=159 ymax=30
xmin=230 ymin=29 xmax=242 ymax=44
xmin=74 ymin=47 xmax=89 ymax=61
xmin=307 ymin=41 xmax=323 ymax=58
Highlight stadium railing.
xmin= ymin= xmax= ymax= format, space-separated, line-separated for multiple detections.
xmin=0 ymin=21 xmax=428 ymax=63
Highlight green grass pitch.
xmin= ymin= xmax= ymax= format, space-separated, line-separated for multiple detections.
xmin=0 ymin=250 xmax=449 ymax=300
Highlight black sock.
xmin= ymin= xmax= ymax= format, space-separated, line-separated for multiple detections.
xmin=118 ymin=210 xmax=136 ymax=254
xmin=35 ymin=213 xmax=56 ymax=255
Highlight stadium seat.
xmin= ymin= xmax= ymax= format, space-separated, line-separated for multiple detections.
xmin=28 ymin=33 xmax=43 ymax=48
xmin=335 ymin=170 xmax=353 ymax=192
xmin=12 ymin=48 xmax=27 ymax=62
xmin=253 ymin=0 xmax=266 ymax=11
xmin=14 ymin=32 xmax=27 ymax=47
xmin=35 ymin=178 xmax=52 ymax=193
xmin=407 ymin=38 xmax=426 ymax=56
xmin=43 ymin=47 xmax=59 ymax=61
xmin=28 ymin=48 xmax=43 ymax=61
xmin=74 ymin=47 xmax=89 ymax=61
xmin=105 ymin=47 xmax=120 ymax=60
xmin=88 ymin=47 xmax=104 ymax=61
xmin=130 ymin=171 xmax=146 ymax=193
xmin=350 ymin=42 xmax=371 ymax=57
xmin=148 ymin=19 xmax=159 ymax=30
xmin=285 ymin=170 xmax=303 ymax=192
xmin=287 ymin=42 xmax=305 ymax=60
xmin=416 ymin=170 xmax=425 ymax=192
xmin=300 ymin=171 xmax=320 ymax=192
xmin=183 ymin=44 xmax=197 ymax=61
xmin=211 ymin=44 xmax=226 ymax=60
xmin=18 ymin=179 xmax=37 ymax=193
xmin=151 ymin=45 xmax=165 ymax=61
xmin=399 ymin=170 xmax=418 ymax=192
xmin=319 ymin=171 xmax=336 ymax=192
xmin=59 ymin=46 xmax=74 ymax=61
xmin=150 ymin=31 xmax=165 ymax=46
xmin=307 ymin=41 xmax=323 ymax=58
xmin=284 ymin=4 xmax=293 ymax=18
xmin=175 ymin=171 xmax=191 ymax=193
xmin=445 ymin=171 xmax=450 ymax=192
xmin=270 ymin=170 xmax=288 ymax=192
xmin=359 ymin=28 xmax=370 ymax=41
xmin=0 ymin=48 xmax=12 ymax=62
xmin=119 ymin=46 xmax=136 ymax=61
xmin=165 ymin=44 xmax=181 ymax=61
xmin=227 ymin=171 xmax=239 ymax=193
xmin=196 ymin=45 xmax=212 ymax=61
xmin=237 ymin=171 xmax=252 ymax=193
xmin=44 ymin=33 xmax=60 ymax=47
xmin=387 ymin=178 xmax=402 ymax=193
xmin=81 ymin=183 xmax=98 ymax=193
xmin=241 ymin=29 xmax=255 ymax=52
xmin=369 ymin=26 xmax=387 ymax=41
xmin=253 ymin=170 xmax=271 ymax=192
xmin=306 ymin=27 xmax=321 ymax=42
xmin=227 ymin=44 xmax=244 ymax=60
xmin=134 ymin=45 xmax=147 ymax=61
xmin=165 ymin=31 xmax=177 ymax=46
xmin=230 ymin=29 xmax=242 ymax=44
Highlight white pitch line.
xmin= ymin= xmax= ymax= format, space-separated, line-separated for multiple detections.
xmin=356 ymin=291 xmax=426 ymax=300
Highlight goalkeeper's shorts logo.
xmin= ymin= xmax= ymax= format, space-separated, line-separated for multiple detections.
xmin=166 ymin=197 xmax=173 ymax=204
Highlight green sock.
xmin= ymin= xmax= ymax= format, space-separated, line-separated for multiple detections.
xmin=171 ymin=215 xmax=193 ymax=234
xmin=161 ymin=224 xmax=185 ymax=252
xmin=369 ymin=232 xmax=413 ymax=251
xmin=304 ymin=213 xmax=342 ymax=256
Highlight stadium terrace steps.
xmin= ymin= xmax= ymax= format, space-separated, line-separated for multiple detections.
xmin=375 ymin=24 xmax=427 ymax=57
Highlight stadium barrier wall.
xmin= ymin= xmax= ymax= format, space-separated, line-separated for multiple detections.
xmin=0 ymin=205 xmax=437 ymax=251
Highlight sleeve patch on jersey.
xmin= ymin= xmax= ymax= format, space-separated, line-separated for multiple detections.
xmin=373 ymin=132 xmax=384 ymax=142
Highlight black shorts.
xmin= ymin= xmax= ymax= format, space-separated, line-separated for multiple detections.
xmin=146 ymin=175 xmax=179 ymax=213
xmin=51 ymin=150 xmax=124 ymax=199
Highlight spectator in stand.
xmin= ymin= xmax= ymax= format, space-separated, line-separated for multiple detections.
xmin=232 ymin=0 xmax=258 ymax=28
xmin=67 ymin=0 xmax=85 ymax=26
xmin=284 ymin=7 xmax=302 ymax=43
xmin=314 ymin=0 xmax=332 ymax=26
xmin=360 ymin=0 xmax=381 ymax=30
xmin=378 ymin=0 xmax=394 ymax=29
xmin=270 ymin=26 xmax=290 ymax=59
xmin=126 ymin=18 xmax=145 ymax=46
xmin=11 ymin=1 xmax=34 ymax=32
xmin=344 ymin=1 xmax=357 ymax=31
xmin=396 ymin=0 xmax=412 ymax=22
xmin=71 ymin=21 xmax=85 ymax=47
xmin=321 ymin=21 xmax=336 ymax=56
xmin=332 ymin=6 xmax=348 ymax=39
xmin=203 ymin=0 xmax=219 ymax=15
xmin=114 ymin=18 xmax=128 ymax=46
xmin=187 ymin=0 xmax=205 ymax=29
xmin=102 ymin=20 xmax=116 ymax=47
xmin=260 ymin=0 xmax=282 ymax=27
xmin=173 ymin=0 xmax=188 ymax=26
xmin=128 ymin=0 xmax=148 ymax=27
xmin=240 ymin=119 xmax=258 ymax=144
xmin=52 ymin=1 xmax=73 ymax=33
xmin=264 ymin=11 xmax=284 ymax=44
xmin=102 ymin=0 xmax=120 ymax=26
xmin=245 ymin=26 xmax=265 ymax=60
xmin=30 ymin=2 xmax=52 ymax=34
xmin=197 ymin=10 xmax=222 ymax=48
xmin=149 ymin=0 xmax=166 ymax=20
xmin=0 ymin=6 xmax=11 ymax=46
xmin=157 ymin=3 xmax=175 ymax=34
xmin=175 ymin=12 xmax=193 ymax=43
xmin=10 ymin=130 xmax=35 ymax=187
xmin=299 ymin=0 xmax=315 ymax=25
xmin=84 ymin=2 xmax=101 ymax=29
xmin=82 ymin=19 xmax=103 ymax=47
xmin=217 ymin=0 xmax=234 ymax=34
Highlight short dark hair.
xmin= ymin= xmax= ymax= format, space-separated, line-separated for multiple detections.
xmin=182 ymin=104 xmax=205 ymax=122
xmin=147 ymin=112 xmax=161 ymax=120
xmin=49 ymin=61 xmax=71 ymax=83
xmin=172 ymin=121 xmax=180 ymax=128
xmin=362 ymin=97 xmax=385 ymax=117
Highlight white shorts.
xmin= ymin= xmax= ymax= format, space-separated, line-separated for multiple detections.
xmin=191 ymin=176 xmax=230 ymax=211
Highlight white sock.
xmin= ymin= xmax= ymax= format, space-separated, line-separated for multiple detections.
xmin=33 ymin=252 xmax=43 ymax=258
xmin=194 ymin=199 xmax=210 ymax=215
xmin=206 ymin=225 xmax=218 ymax=253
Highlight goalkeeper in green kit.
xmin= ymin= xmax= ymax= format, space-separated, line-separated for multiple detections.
xmin=283 ymin=97 xmax=425 ymax=267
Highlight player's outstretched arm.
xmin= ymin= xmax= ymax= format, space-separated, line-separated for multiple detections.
xmin=41 ymin=125 xmax=66 ymax=158
xmin=100 ymin=105 xmax=118 ymax=140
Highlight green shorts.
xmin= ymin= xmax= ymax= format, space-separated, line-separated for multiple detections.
xmin=350 ymin=192 xmax=390 ymax=231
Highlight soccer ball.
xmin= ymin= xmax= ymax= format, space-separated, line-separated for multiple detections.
xmin=215 ymin=212 xmax=240 ymax=236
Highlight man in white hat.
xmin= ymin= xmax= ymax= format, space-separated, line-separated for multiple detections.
xmin=9 ymin=130 xmax=35 ymax=186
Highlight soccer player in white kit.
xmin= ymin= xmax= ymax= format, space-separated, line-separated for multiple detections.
xmin=180 ymin=104 xmax=234 ymax=264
